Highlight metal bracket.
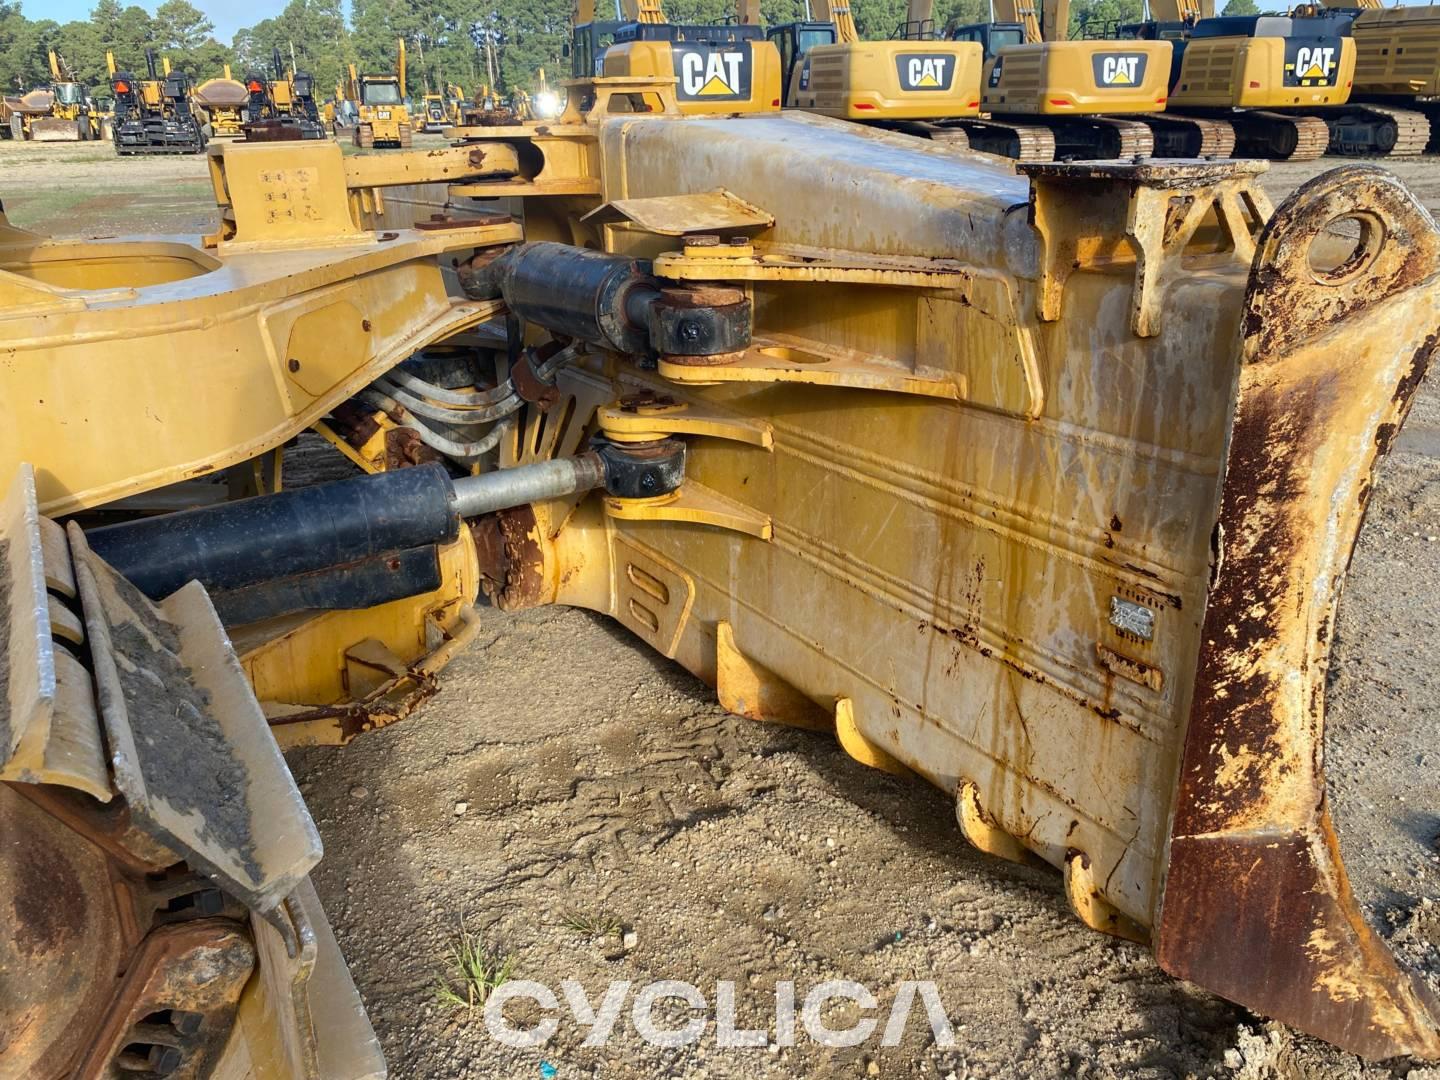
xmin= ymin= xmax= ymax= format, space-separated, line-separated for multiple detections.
xmin=604 ymin=480 xmax=771 ymax=539
xmin=1022 ymin=158 xmax=1273 ymax=339
xmin=598 ymin=391 xmax=773 ymax=448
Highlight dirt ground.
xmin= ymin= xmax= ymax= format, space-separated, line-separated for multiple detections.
xmin=5 ymin=138 xmax=1439 ymax=1080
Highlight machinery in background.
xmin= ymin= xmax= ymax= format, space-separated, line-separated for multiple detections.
xmin=4 ymin=50 xmax=101 ymax=141
xmin=770 ymin=0 xmax=985 ymax=139
xmin=1312 ymin=0 xmax=1440 ymax=153
xmin=193 ymin=64 xmax=248 ymax=139
xmin=934 ymin=0 xmax=1231 ymax=159
xmin=108 ymin=48 xmax=207 ymax=155
xmin=1120 ymin=0 xmax=1407 ymax=160
xmin=347 ymin=37 xmax=413 ymax=148
xmin=241 ymin=49 xmax=326 ymax=141
xmin=420 ymin=82 xmax=465 ymax=131
xmin=591 ymin=0 xmax=785 ymax=115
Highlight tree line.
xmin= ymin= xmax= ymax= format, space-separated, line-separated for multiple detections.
xmin=1 ymin=0 xmax=1256 ymax=103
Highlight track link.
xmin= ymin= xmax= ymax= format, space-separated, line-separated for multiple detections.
xmin=1322 ymin=103 xmax=1430 ymax=157
xmin=1231 ymin=111 xmax=1330 ymax=162
xmin=1135 ymin=114 xmax=1236 ymax=159
xmin=941 ymin=118 xmax=1057 ymax=161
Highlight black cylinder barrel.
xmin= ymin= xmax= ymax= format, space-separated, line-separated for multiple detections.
xmin=498 ymin=243 xmax=659 ymax=355
xmin=87 ymin=462 xmax=460 ymax=601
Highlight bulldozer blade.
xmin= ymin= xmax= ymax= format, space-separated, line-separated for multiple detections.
xmin=1157 ymin=166 xmax=1440 ymax=1059
xmin=0 ymin=464 xmax=110 ymax=800
xmin=67 ymin=521 xmax=321 ymax=916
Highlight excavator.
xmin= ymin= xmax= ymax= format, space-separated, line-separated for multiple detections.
xmin=766 ymin=0 xmax=1174 ymax=159
xmin=582 ymin=0 xmax=785 ymax=115
xmin=768 ymin=0 xmax=985 ymax=132
xmin=1313 ymin=0 xmax=1439 ymax=154
xmin=193 ymin=64 xmax=248 ymax=139
xmin=346 ymin=38 xmax=413 ymax=148
xmin=108 ymin=49 xmax=207 ymax=154
xmin=1119 ymin=0 xmax=1391 ymax=161
xmin=938 ymin=0 xmax=1230 ymax=159
xmin=6 ymin=33 xmax=1440 ymax=1079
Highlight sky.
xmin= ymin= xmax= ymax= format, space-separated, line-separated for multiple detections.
xmin=38 ymin=0 xmax=296 ymax=43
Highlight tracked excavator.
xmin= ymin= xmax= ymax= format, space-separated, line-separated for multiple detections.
xmin=6 ymin=45 xmax=1440 ymax=1078
xmin=1120 ymin=0 xmax=1362 ymax=161
xmin=769 ymin=0 xmax=1177 ymax=159
xmin=769 ymin=0 xmax=984 ymax=136
xmin=1313 ymin=0 xmax=1439 ymax=154
xmin=584 ymin=0 xmax=786 ymax=114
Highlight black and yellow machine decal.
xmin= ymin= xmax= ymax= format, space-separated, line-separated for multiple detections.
xmin=674 ymin=43 xmax=753 ymax=100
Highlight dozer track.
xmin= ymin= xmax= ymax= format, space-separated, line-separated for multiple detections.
xmin=1135 ymin=113 xmax=1236 ymax=159
xmin=1228 ymin=110 xmax=1331 ymax=162
xmin=1321 ymin=103 xmax=1431 ymax=158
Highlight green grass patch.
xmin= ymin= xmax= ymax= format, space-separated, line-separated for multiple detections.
xmin=434 ymin=921 xmax=516 ymax=1011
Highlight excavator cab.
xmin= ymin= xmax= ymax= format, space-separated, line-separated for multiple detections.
xmin=569 ymin=20 xmax=628 ymax=77
xmin=947 ymin=20 xmax=1029 ymax=58
xmin=766 ymin=20 xmax=838 ymax=96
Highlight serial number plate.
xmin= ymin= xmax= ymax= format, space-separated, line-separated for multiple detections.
xmin=1109 ymin=596 xmax=1155 ymax=641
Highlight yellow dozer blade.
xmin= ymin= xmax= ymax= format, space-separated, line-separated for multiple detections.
xmin=439 ymin=105 xmax=1440 ymax=1059
xmin=0 ymin=464 xmax=380 ymax=1078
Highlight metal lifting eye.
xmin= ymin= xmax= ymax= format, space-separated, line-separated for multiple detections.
xmin=1306 ymin=210 xmax=1385 ymax=286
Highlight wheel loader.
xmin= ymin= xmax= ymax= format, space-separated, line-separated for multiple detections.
xmin=347 ymin=38 xmax=413 ymax=149
xmin=3 ymin=52 xmax=1440 ymax=1078
xmin=10 ymin=50 xmax=102 ymax=142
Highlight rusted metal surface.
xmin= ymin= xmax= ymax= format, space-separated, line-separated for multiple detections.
xmin=75 ymin=920 xmax=256 ymax=1079
xmin=475 ymin=504 xmax=549 ymax=611
xmin=1157 ymin=165 xmax=1440 ymax=1059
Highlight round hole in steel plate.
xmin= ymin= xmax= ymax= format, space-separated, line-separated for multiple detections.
xmin=1306 ymin=211 xmax=1385 ymax=286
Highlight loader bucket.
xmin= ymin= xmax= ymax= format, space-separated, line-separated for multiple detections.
xmin=1155 ymin=167 xmax=1440 ymax=1058
xmin=29 ymin=117 xmax=86 ymax=142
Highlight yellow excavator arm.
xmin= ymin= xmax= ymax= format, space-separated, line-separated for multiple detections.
xmin=397 ymin=37 xmax=407 ymax=94
xmin=106 ymin=50 xmax=116 ymax=77
xmin=621 ymin=0 xmax=668 ymax=23
xmin=48 ymin=49 xmax=62 ymax=81
xmin=813 ymin=0 xmax=860 ymax=44
xmin=1147 ymin=0 xmax=1214 ymax=21
xmin=738 ymin=0 xmax=762 ymax=25
xmin=1041 ymin=0 xmax=1070 ymax=39
xmin=993 ymin=0 xmax=1043 ymax=44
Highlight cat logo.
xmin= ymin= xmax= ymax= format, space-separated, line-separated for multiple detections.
xmin=1092 ymin=52 xmax=1148 ymax=87
xmin=988 ymin=56 xmax=1004 ymax=88
xmin=676 ymin=45 xmax=752 ymax=101
xmin=1284 ymin=42 xmax=1339 ymax=86
xmin=896 ymin=53 xmax=955 ymax=92
xmin=798 ymin=56 xmax=812 ymax=92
